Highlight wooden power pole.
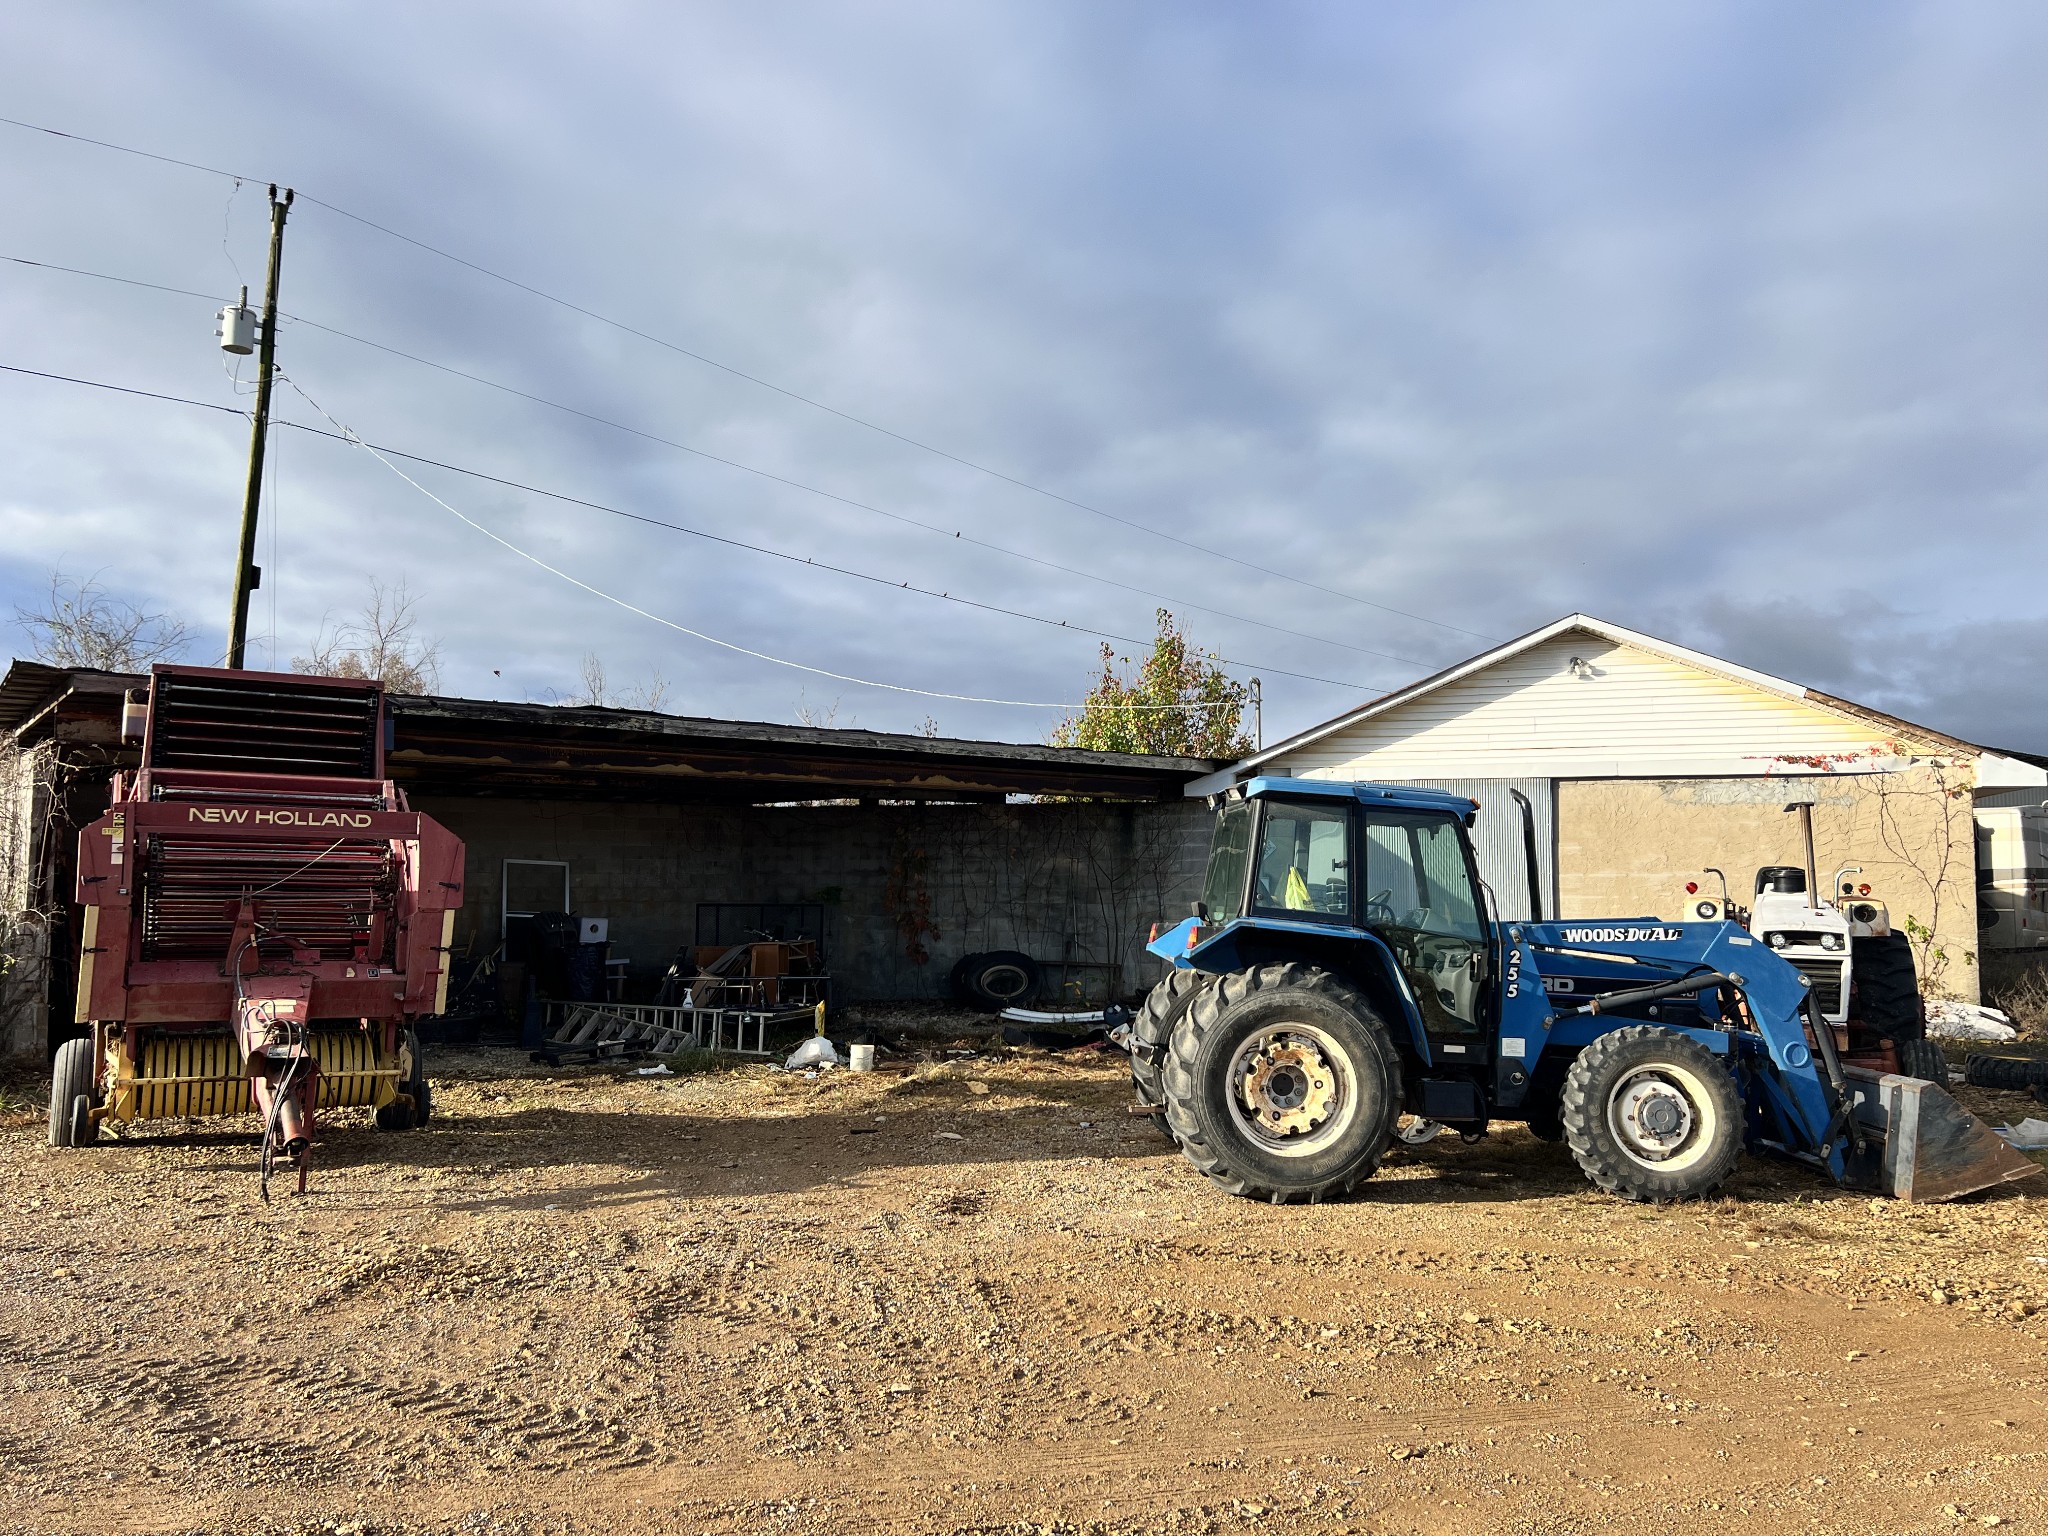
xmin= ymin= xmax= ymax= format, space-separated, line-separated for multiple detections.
xmin=226 ymin=184 xmax=293 ymax=669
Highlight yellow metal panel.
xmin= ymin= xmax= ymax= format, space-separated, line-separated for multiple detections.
xmin=434 ymin=909 xmax=456 ymax=1014
xmin=121 ymin=1030 xmax=394 ymax=1120
xmin=73 ymin=906 xmax=99 ymax=1023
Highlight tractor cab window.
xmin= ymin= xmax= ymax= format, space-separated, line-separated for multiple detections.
xmin=1252 ymin=800 xmax=1351 ymax=918
xmin=1360 ymin=811 xmax=1487 ymax=1035
xmin=1201 ymin=799 xmax=1254 ymax=926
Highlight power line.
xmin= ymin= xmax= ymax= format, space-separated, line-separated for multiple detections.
xmin=5 ymin=251 xmax=1433 ymax=669
xmin=0 ymin=113 xmax=1496 ymax=643
xmin=0 ymin=361 xmax=1389 ymax=697
xmin=279 ymin=374 xmax=1291 ymax=711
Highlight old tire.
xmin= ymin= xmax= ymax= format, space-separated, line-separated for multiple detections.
xmin=1560 ymin=1026 xmax=1742 ymax=1202
xmin=1897 ymin=1038 xmax=1949 ymax=1084
xmin=957 ymin=951 xmax=1041 ymax=1012
xmin=1161 ymin=963 xmax=1401 ymax=1204
xmin=48 ymin=1036 xmax=96 ymax=1149
xmin=1130 ymin=969 xmax=1214 ymax=1142
xmin=1852 ymin=934 xmax=1922 ymax=1041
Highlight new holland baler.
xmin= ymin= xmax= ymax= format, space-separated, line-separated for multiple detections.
xmin=48 ymin=665 xmax=464 ymax=1194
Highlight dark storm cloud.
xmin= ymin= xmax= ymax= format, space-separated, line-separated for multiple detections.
xmin=2 ymin=2 xmax=2045 ymax=745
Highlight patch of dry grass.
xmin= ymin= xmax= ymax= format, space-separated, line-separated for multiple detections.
xmin=1982 ymin=953 xmax=2048 ymax=1043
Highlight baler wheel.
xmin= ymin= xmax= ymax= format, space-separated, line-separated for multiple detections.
xmin=376 ymin=1030 xmax=432 ymax=1131
xmin=1559 ymin=1026 xmax=1741 ymax=1203
xmin=1129 ymin=969 xmax=1215 ymax=1144
xmin=47 ymin=1036 xmax=98 ymax=1149
xmin=1160 ymin=963 xmax=1401 ymax=1204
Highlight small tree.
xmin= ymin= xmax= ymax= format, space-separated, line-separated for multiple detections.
xmin=14 ymin=570 xmax=189 ymax=671
xmin=293 ymin=578 xmax=442 ymax=693
xmin=1052 ymin=610 xmax=1252 ymax=758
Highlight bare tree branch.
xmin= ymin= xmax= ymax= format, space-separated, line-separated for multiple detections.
xmin=14 ymin=570 xmax=189 ymax=671
xmin=292 ymin=578 xmax=442 ymax=693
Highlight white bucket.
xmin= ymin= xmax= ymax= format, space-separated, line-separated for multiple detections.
xmin=847 ymin=1042 xmax=876 ymax=1072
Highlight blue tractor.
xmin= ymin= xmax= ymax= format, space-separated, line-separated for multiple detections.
xmin=1132 ymin=778 xmax=2039 ymax=1205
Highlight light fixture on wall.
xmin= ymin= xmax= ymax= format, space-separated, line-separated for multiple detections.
xmin=1568 ymin=656 xmax=1594 ymax=680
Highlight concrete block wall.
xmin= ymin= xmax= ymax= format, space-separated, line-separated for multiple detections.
xmin=0 ymin=741 xmax=56 ymax=1059
xmin=414 ymin=795 xmax=1212 ymax=1003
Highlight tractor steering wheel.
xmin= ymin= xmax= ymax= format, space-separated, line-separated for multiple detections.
xmin=1365 ymin=888 xmax=1397 ymax=926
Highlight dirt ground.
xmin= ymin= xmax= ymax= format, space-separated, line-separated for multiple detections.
xmin=4 ymin=1031 xmax=2047 ymax=1536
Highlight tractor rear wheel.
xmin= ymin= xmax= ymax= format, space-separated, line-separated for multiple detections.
xmin=1897 ymin=1038 xmax=1949 ymax=1084
xmin=47 ymin=1036 xmax=97 ymax=1149
xmin=1130 ymin=969 xmax=1214 ymax=1143
xmin=1560 ymin=1026 xmax=1741 ymax=1203
xmin=1852 ymin=934 xmax=1923 ymax=1041
xmin=1161 ymin=964 xmax=1401 ymax=1204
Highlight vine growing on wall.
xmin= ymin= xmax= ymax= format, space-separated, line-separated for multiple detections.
xmin=882 ymin=830 xmax=939 ymax=966
xmin=1869 ymin=756 xmax=1977 ymax=998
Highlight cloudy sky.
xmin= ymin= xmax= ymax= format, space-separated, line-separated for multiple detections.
xmin=3 ymin=2 xmax=2045 ymax=748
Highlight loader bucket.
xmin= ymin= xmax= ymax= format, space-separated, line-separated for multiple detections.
xmin=1843 ymin=1066 xmax=2045 ymax=1202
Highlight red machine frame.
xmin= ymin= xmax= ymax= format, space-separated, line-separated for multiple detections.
xmin=67 ymin=665 xmax=464 ymax=1190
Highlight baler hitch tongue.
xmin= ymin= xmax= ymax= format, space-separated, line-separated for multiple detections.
xmin=1844 ymin=1066 xmax=2045 ymax=1202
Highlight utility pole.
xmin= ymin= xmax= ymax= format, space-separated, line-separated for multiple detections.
xmin=1251 ymin=677 xmax=1262 ymax=750
xmin=226 ymin=184 xmax=293 ymax=669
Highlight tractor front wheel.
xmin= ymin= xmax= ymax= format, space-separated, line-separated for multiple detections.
xmin=1129 ymin=969 xmax=1214 ymax=1143
xmin=1161 ymin=963 xmax=1401 ymax=1204
xmin=1559 ymin=1026 xmax=1741 ymax=1203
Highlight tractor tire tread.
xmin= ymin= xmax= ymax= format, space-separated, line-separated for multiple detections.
xmin=1559 ymin=1025 xmax=1742 ymax=1204
xmin=1130 ymin=969 xmax=1217 ymax=1142
xmin=1160 ymin=962 xmax=1399 ymax=1205
xmin=1896 ymin=1038 xmax=1949 ymax=1085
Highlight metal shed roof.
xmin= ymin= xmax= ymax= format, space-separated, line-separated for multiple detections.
xmin=0 ymin=660 xmax=1214 ymax=803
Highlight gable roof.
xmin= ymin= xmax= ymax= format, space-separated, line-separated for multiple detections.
xmin=1201 ymin=613 xmax=2030 ymax=792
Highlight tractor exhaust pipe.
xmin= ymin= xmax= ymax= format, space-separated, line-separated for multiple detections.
xmin=1785 ymin=800 xmax=1821 ymax=910
xmin=1510 ymin=788 xmax=1544 ymax=923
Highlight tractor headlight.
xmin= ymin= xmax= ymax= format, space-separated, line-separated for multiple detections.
xmin=1695 ymin=901 xmax=1718 ymax=920
xmin=1820 ymin=932 xmax=1842 ymax=951
xmin=1767 ymin=932 xmax=1787 ymax=948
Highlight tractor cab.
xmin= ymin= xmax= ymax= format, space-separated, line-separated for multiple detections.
xmin=1157 ymin=778 xmax=1495 ymax=1065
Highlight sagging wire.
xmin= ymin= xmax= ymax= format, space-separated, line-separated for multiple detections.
xmin=281 ymin=374 xmax=1280 ymax=712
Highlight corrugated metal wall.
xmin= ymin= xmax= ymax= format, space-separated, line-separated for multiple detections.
xmin=1381 ymin=777 xmax=1556 ymax=922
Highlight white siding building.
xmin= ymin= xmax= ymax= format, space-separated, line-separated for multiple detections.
xmin=1196 ymin=615 xmax=2045 ymax=998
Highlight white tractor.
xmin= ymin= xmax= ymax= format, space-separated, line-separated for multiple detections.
xmin=1684 ymin=800 xmax=1944 ymax=1083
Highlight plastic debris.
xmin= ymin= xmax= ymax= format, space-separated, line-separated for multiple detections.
xmin=635 ymin=1064 xmax=674 ymax=1076
xmin=785 ymin=1036 xmax=841 ymax=1070
xmin=1396 ymin=1117 xmax=1445 ymax=1145
xmin=1925 ymin=1000 xmax=2021 ymax=1042
xmin=1994 ymin=1118 xmax=2048 ymax=1151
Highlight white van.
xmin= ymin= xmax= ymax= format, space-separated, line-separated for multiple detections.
xmin=1974 ymin=803 xmax=2048 ymax=950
